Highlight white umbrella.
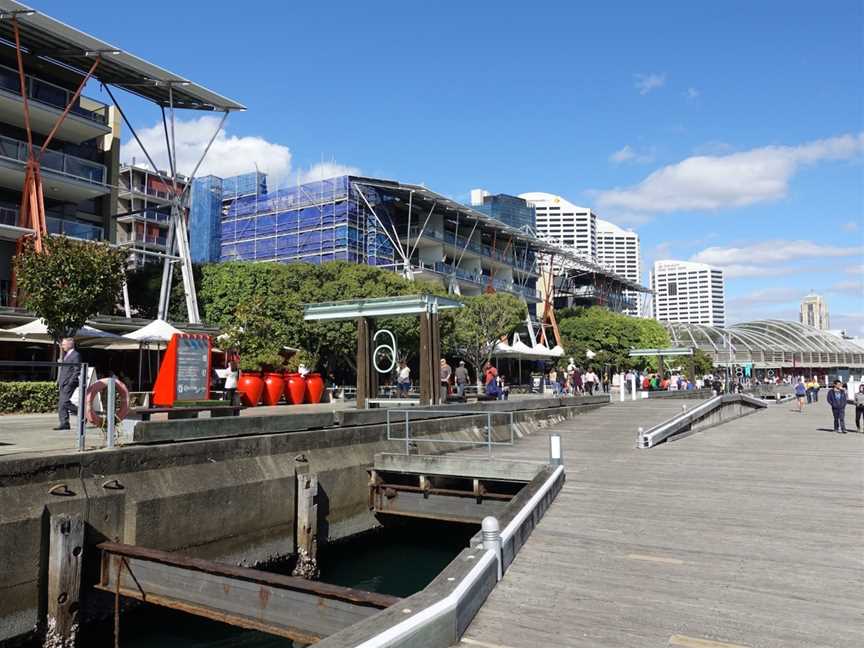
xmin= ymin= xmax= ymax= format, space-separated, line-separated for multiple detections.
xmin=550 ymin=344 xmax=566 ymax=357
xmin=123 ymin=318 xmax=183 ymax=343
xmin=7 ymin=318 xmax=123 ymax=346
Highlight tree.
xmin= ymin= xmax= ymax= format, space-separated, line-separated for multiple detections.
xmin=557 ymin=307 xmax=671 ymax=371
xmin=693 ymin=348 xmax=715 ymax=375
xmin=14 ymin=235 xmax=127 ymax=341
xmin=219 ymin=296 xmax=288 ymax=371
xmin=445 ymin=293 xmax=526 ymax=381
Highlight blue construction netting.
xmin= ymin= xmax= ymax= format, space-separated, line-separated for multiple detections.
xmin=189 ymin=175 xmax=223 ymax=263
xmin=219 ymin=175 xmax=394 ymax=266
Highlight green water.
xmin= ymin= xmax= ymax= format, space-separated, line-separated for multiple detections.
xmin=77 ymin=521 xmax=476 ymax=647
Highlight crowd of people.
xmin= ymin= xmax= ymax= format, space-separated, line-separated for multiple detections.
xmin=794 ymin=377 xmax=864 ymax=433
xmin=547 ymin=358 xmax=608 ymax=396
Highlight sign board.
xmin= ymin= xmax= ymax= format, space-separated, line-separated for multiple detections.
xmin=153 ymin=333 xmax=212 ymax=406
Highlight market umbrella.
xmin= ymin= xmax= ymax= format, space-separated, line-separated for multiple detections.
xmin=7 ymin=319 xmax=123 ymax=347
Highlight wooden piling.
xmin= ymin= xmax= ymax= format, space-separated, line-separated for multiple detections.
xmin=44 ymin=513 xmax=84 ymax=648
xmin=292 ymin=468 xmax=319 ymax=579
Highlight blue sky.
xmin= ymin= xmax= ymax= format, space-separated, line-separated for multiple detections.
xmin=36 ymin=0 xmax=864 ymax=332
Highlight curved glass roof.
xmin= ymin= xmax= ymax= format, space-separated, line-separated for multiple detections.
xmin=665 ymin=320 xmax=864 ymax=368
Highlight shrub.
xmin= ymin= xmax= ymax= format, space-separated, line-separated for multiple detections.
xmin=0 ymin=382 xmax=59 ymax=414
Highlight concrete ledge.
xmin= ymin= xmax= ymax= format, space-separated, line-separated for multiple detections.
xmin=643 ymin=388 xmax=714 ymax=400
xmin=130 ymin=411 xmax=337 ymax=443
xmin=639 ymin=393 xmax=767 ymax=448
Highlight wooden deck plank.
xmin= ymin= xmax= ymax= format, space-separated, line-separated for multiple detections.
xmin=455 ymin=399 xmax=864 ymax=648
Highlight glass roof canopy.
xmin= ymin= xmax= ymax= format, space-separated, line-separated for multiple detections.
xmin=666 ymin=320 xmax=864 ymax=369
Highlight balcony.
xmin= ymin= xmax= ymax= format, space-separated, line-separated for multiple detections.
xmin=118 ymin=231 xmax=168 ymax=249
xmin=45 ymin=216 xmax=103 ymax=241
xmin=0 ymin=205 xmax=33 ymax=242
xmin=412 ymin=260 xmax=538 ymax=301
xmin=404 ymin=226 xmax=536 ymax=272
xmin=0 ymin=134 xmax=109 ymax=201
xmin=116 ymin=207 xmax=171 ymax=226
xmin=0 ymin=64 xmax=111 ymax=144
xmin=118 ymin=183 xmax=178 ymax=204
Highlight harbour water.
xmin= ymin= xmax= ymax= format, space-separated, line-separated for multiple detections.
xmin=75 ymin=521 xmax=477 ymax=647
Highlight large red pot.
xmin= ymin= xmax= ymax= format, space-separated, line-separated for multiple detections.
xmin=262 ymin=372 xmax=285 ymax=406
xmin=238 ymin=372 xmax=264 ymax=406
xmin=284 ymin=373 xmax=306 ymax=405
xmin=304 ymin=373 xmax=325 ymax=404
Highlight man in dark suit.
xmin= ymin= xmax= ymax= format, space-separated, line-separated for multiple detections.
xmin=56 ymin=337 xmax=81 ymax=430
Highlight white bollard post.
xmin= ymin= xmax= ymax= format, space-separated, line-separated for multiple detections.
xmin=106 ymin=377 xmax=116 ymax=449
xmin=482 ymin=516 xmax=502 ymax=580
xmin=549 ymin=433 xmax=562 ymax=467
xmin=630 ymin=374 xmax=637 ymax=401
xmin=619 ymin=373 xmax=625 ymax=402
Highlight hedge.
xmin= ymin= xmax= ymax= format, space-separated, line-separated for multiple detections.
xmin=0 ymin=381 xmax=59 ymax=414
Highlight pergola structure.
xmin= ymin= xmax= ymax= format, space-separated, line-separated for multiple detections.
xmin=629 ymin=347 xmax=695 ymax=380
xmin=0 ymin=0 xmax=245 ymax=322
xmin=303 ymin=294 xmax=463 ymax=408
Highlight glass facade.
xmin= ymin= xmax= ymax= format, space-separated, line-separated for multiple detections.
xmin=474 ymin=193 xmax=535 ymax=230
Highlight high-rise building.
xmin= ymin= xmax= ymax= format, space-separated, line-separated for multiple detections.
xmin=469 ymin=189 xmax=535 ymax=231
xmin=650 ymin=260 xmax=725 ymax=326
xmin=115 ymin=164 xmax=186 ymax=268
xmin=189 ymin=175 xmax=223 ymax=264
xmin=800 ymin=293 xmax=829 ymax=330
xmin=518 ymin=192 xmax=597 ymax=260
xmin=596 ymin=218 xmax=641 ymax=316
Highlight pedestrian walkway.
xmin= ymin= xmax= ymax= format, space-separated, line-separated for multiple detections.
xmin=455 ymin=399 xmax=863 ymax=648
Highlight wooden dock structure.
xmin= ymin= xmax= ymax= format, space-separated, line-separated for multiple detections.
xmin=456 ymin=398 xmax=863 ymax=648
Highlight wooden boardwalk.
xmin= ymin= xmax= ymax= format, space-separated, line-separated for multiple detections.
xmin=456 ymin=398 xmax=863 ymax=648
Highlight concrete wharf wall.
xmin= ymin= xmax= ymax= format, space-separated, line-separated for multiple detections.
xmin=0 ymin=395 xmax=607 ymax=645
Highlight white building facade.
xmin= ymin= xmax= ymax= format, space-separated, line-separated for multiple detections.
xmin=650 ymin=260 xmax=726 ymax=326
xmin=518 ymin=192 xmax=597 ymax=260
xmin=596 ymin=218 xmax=641 ymax=316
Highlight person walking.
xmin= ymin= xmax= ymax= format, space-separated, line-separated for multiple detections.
xmin=483 ymin=362 xmax=500 ymax=399
xmin=55 ymin=337 xmax=81 ymax=431
xmin=397 ymin=360 xmax=411 ymax=398
xmin=439 ymin=358 xmax=452 ymax=403
xmin=794 ymin=378 xmax=807 ymax=412
xmin=855 ymin=384 xmax=864 ymax=433
xmin=549 ymin=367 xmax=559 ymax=396
xmin=584 ymin=369 xmax=597 ymax=395
xmin=454 ymin=361 xmax=469 ymax=398
xmin=826 ymin=380 xmax=848 ymax=433
xmin=223 ymin=360 xmax=239 ymax=404
xmin=602 ymin=372 xmax=610 ymax=393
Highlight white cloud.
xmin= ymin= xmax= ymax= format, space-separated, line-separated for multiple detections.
xmin=691 ymin=240 xmax=862 ymax=268
xmin=727 ymin=287 xmax=804 ymax=307
xmin=634 ymin=73 xmax=666 ymax=95
xmin=685 ymin=87 xmax=699 ymax=100
xmin=596 ymin=132 xmax=864 ymax=213
xmin=609 ymin=145 xmax=654 ymax=164
xmin=121 ymin=116 xmax=358 ymax=188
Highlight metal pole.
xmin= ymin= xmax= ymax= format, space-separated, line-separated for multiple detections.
xmin=487 ymin=412 xmax=492 ymax=457
xmin=77 ymin=363 xmax=87 ymax=451
xmin=404 ymin=411 xmax=410 ymax=456
xmin=619 ymin=372 xmax=625 ymax=402
xmin=106 ymin=377 xmax=116 ymax=449
xmin=630 ymin=373 xmax=637 ymax=401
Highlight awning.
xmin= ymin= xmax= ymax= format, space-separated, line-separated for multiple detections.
xmin=0 ymin=1 xmax=245 ymax=111
xmin=6 ymin=318 xmax=123 ymax=346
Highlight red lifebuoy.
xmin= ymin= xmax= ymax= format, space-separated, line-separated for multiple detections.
xmin=85 ymin=378 xmax=130 ymax=427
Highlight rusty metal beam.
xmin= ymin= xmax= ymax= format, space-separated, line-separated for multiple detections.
xmin=96 ymin=542 xmax=397 ymax=643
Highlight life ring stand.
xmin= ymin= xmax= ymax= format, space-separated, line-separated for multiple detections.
xmin=85 ymin=378 xmax=130 ymax=427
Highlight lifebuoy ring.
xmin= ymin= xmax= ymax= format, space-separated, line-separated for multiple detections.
xmin=85 ymin=378 xmax=130 ymax=427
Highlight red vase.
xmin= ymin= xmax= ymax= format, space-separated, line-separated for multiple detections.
xmin=262 ymin=372 xmax=285 ymax=406
xmin=304 ymin=373 xmax=325 ymax=404
xmin=284 ymin=373 xmax=306 ymax=405
xmin=238 ymin=372 xmax=264 ymax=406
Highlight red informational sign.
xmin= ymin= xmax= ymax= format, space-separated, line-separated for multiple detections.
xmin=152 ymin=333 xmax=212 ymax=406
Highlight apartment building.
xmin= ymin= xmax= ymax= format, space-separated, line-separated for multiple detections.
xmin=800 ymin=293 xmax=829 ymax=330
xmin=518 ymin=192 xmax=597 ymax=260
xmin=650 ymin=259 xmax=726 ymax=326
xmin=596 ymin=218 xmax=641 ymax=316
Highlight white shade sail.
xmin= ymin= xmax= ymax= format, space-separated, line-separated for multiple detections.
xmin=123 ymin=319 xmax=183 ymax=343
xmin=6 ymin=319 xmax=123 ymax=346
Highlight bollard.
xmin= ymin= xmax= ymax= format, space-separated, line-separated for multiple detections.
xmin=630 ymin=374 xmax=637 ymax=401
xmin=619 ymin=373 xmax=625 ymax=402
xmin=482 ymin=516 xmax=502 ymax=581
xmin=549 ymin=433 xmax=562 ymax=467
xmin=106 ymin=377 xmax=116 ymax=449
xmin=76 ymin=364 xmax=88 ymax=452
xmin=636 ymin=426 xmax=644 ymax=448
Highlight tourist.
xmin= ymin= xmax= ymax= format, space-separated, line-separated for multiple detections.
xmin=55 ymin=337 xmax=81 ymax=431
xmin=397 ymin=360 xmax=411 ymax=398
xmin=811 ymin=378 xmax=820 ymax=403
xmin=498 ymin=374 xmax=509 ymax=400
xmin=584 ymin=368 xmax=598 ymax=395
xmin=454 ymin=360 xmax=469 ymax=398
xmin=826 ymin=380 xmax=848 ymax=433
xmin=855 ymin=385 xmax=864 ymax=433
xmin=794 ymin=378 xmax=806 ymax=412
xmin=602 ymin=372 xmax=610 ymax=393
xmin=549 ymin=367 xmax=559 ymax=396
xmin=223 ymin=360 xmax=239 ymax=404
xmin=624 ymin=370 xmax=633 ymax=394
xmin=483 ymin=362 xmax=500 ymax=398
xmin=440 ymin=358 xmax=452 ymax=403
xmin=572 ymin=367 xmax=583 ymax=394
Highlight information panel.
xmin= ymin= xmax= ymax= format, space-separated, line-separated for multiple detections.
xmin=175 ymin=336 xmax=211 ymax=401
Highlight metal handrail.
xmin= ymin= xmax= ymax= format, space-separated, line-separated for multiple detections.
xmin=0 ymin=62 xmax=109 ymax=124
xmin=386 ymin=409 xmax=516 ymax=457
xmin=0 ymin=134 xmax=106 ymax=185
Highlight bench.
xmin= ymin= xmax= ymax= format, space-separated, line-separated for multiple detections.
xmin=128 ymin=404 xmax=242 ymax=421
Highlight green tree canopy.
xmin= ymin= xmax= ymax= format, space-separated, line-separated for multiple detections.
xmin=557 ymin=306 xmax=671 ymax=371
xmin=14 ymin=235 xmax=127 ymax=342
xmin=444 ymin=292 xmax=527 ymax=379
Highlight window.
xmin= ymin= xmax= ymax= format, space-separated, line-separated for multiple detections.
xmin=667 ymin=282 xmax=677 ymax=297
